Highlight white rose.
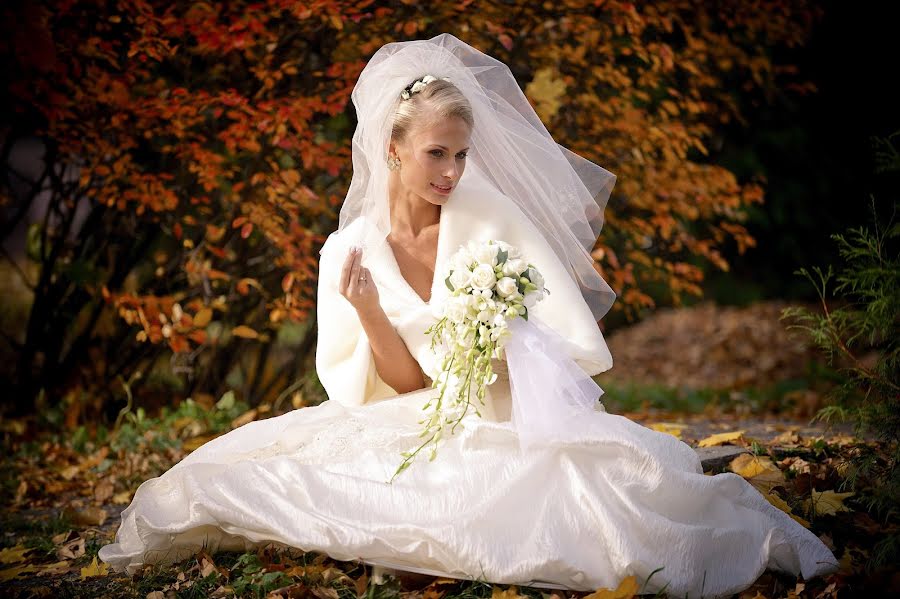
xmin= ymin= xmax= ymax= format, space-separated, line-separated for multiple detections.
xmin=470 ymin=263 xmax=496 ymax=290
xmin=449 ymin=268 xmax=472 ymax=290
xmin=496 ymin=276 xmax=518 ymax=298
xmin=473 ymin=243 xmax=499 ymax=266
xmin=495 ymin=241 xmax=521 ymax=259
xmin=523 ymin=290 xmax=543 ymax=308
xmin=452 ymin=247 xmax=474 ymax=270
xmin=531 ymin=269 xmax=545 ymax=290
xmin=446 ymin=298 xmax=469 ymax=324
xmin=502 ymin=258 xmax=528 ymax=277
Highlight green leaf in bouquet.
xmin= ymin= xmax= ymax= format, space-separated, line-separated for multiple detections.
xmin=521 ymin=305 xmax=529 ymax=321
xmin=497 ymin=248 xmax=508 ymax=263
xmin=445 ymin=274 xmax=454 ymax=291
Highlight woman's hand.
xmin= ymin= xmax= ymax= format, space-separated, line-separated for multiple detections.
xmin=339 ymin=245 xmax=381 ymax=315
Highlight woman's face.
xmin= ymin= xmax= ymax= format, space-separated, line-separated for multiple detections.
xmin=389 ymin=115 xmax=472 ymax=206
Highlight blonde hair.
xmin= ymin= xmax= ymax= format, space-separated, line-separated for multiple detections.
xmin=391 ymin=78 xmax=475 ymax=144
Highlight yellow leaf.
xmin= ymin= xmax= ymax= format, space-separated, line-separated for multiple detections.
xmin=231 ymin=325 xmax=259 ymax=339
xmin=697 ymin=430 xmax=745 ymax=447
xmin=182 ymin=433 xmax=221 ymax=451
xmin=0 ymin=563 xmax=40 ymax=582
xmin=764 ymin=491 xmax=810 ymax=528
xmin=803 ymin=489 xmax=854 ymax=517
xmin=728 ymin=453 xmax=785 ymax=494
xmin=0 ymin=544 xmax=32 ymax=564
xmin=80 ymin=556 xmax=109 ymax=579
xmin=60 ymin=464 xmax=81 ymax=480
xmin=112 ymin=490 xmax=132 ymax=504
xmin=525 ymin=67 xmax=566 ymax=122
xmin=491 ymin=586 xmax=525 ymax=599
xmin=583 ymin=574 xmax=640 ymax=599
xmin=647 ymin=422 xmax=686 ymax=439
xmin=193 ymin=307 xmax=213 ymax=328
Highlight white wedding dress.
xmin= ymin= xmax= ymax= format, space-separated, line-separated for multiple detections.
xmin=98 ymin=168 xmax=839 ymax=597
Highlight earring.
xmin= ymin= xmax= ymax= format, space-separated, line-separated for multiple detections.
xmin=386 ymin=154 xmax=401 ymax=171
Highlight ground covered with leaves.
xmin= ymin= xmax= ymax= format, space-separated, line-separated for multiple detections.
xmin=1 ymin=302 xmax=897 ymax=598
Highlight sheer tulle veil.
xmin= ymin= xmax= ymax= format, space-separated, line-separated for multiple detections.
xmin=330 ymin=32 xmax=618 ymax=321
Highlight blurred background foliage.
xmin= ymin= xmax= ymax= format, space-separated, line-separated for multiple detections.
xmin=0 ymin=0 xmax=895 ymax=426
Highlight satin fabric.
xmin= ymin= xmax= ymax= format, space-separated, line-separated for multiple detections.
xmin=98 ymin=168 xmax=839 ymax=595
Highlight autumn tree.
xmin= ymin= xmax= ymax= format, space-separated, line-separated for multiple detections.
xmin=0 ymin=0 xmax=820 ymax=421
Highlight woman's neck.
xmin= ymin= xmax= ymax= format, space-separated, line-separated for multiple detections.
xmin=387 ymin=177 xmax=440 ymax=239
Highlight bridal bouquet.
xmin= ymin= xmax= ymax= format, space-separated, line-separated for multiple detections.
xmin=390 ymin=239 xmax=548 ymax=481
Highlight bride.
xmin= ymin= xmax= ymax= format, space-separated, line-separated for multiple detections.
xmin=98 ymin=34 xmax=839 ymax=597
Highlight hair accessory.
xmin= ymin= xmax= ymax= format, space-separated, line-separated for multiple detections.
xmin=400 ymin=74 xmax=451 ymax=100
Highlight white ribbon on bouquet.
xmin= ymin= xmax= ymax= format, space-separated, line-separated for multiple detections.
xmin=504 ymin=315 xmax=606 ymax=452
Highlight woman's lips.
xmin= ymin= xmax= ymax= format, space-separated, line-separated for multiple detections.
xmin=431 ymin=183 xmax=453 ymax=194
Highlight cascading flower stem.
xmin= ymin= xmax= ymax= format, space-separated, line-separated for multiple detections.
xmin=390 ymin=239 xmax=548 ymax=482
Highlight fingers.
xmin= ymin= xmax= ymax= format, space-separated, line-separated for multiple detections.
xmin=339 ymin=247 xmax=354 ymax=295
xmin=349 ymin=247 xmax=362 ymax=294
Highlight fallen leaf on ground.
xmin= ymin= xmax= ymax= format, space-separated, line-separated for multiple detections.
xmin=647 ymin=422 xmax=687 ymax=439
xmin=63 ymin=505 xmax=107 ymax=526
xmin=764 ymin=492 xmax=810 ymax=528
xmin=804 ymin=489 xmax=854 ymax=517
xmin=80 ymin=556 xmax=109 ymax=578
xmin=698 ymin=430 xmax=746 ymax=447
xmin=583 ymin=574 xmax=639 ymax=599
xmin=0 ymin=563 xmax=41 ymax=581
xmin=0 ymin=544 xmax=32 ymax=564
xmin=729 ymin=453 xmax=785 ymax=494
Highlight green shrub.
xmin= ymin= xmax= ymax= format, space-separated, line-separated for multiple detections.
xmin=781 ymin=131 xmax=899 ymax=571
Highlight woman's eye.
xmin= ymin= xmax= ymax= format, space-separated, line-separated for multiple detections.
xmin=430 ymin=150 xmax=468 ymax=159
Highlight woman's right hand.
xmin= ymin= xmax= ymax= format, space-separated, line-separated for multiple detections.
xmin=339 ymin=245 xmax=381 ymax=315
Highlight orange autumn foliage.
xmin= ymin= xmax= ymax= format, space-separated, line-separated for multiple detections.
xmin=2 ymin=0 xmax=819 ymax=410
